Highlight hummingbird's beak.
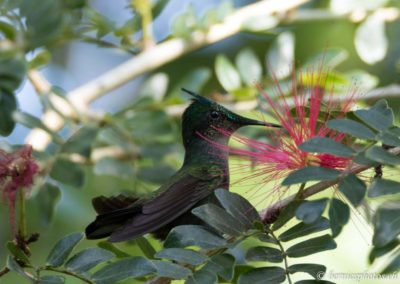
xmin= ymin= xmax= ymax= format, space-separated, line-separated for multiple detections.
xmin=236 ymin=115 xmax=282 ymax=128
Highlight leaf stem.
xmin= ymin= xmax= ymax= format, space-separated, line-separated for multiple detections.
xmin=268 ymin=229 xmax=292 ymax=284
xmin=39 ymin=266 xmax=95 ymax=284
xmin=18 ymin=189 xmax=26 ymax=239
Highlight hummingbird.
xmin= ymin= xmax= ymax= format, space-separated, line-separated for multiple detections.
xmin=85 ymin=89 xmax=281 ymax=242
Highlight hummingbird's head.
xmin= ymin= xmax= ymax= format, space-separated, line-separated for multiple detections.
xmin=181 ymin=88 xmax=281 ymax=147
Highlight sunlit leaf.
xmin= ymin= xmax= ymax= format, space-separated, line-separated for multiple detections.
xmin=267 ymin=31 xmax=294 ymax=79
xmin=235 ymin=48 xmax=262 ymax=85
xmin=215 ymin=54 xmax=241 ymax=91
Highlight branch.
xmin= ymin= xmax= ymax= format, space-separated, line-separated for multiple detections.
xmin=261 ymin=147 xmax=400 ymax=223
xmin=25 ymin=0 xmax=308 ymax=150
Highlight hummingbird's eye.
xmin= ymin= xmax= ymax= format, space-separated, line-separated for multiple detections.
xmin=210 ymin=111 xmax=220 ymax=119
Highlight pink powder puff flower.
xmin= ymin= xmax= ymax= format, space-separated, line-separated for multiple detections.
xmin=0 ymin=145 xmax=39 ymax=234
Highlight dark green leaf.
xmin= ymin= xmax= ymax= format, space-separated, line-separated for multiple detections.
xmin=65 ymin=248 xmax=114 ymax=273
xmin=50 ymin=158 xmax=85 ymax=187
xmin=381 ymin=254 xmax=400 ymax=275
xmin=272 ymin=200 xmax=302 ymax=231
xmin=365 ymin=147 xmax=400 ymax=166
xmin=368 ymin=178 xmax=400 ymax=198
xmin=6 ymin=242 xmax=30 ymax=264
xmin=0 ymin=91 xmax=17 ymax=136
xmin=296 ymin=199 xmax=329 ymax=224
xmin=329 ymin=198 xmax=350 ymax=238
xmin=202 ymin=254 xmax=235 ymax=281
xmin=155 ymin=248 xmax=207 ymax=266
xmin=369 ymin=240 xmax=399 ymax=264
xmin=6 ymin=256 xmax=32 ymax=280
xmin=0 ymin=57 xmax=26 ymax=92
xmin=282 ymin=167 xmax=340 ymax=185
xmin=94 ymin=157 xmax=135 ymax=178
xmin=354 ymin=100 xmax=393 ymax=131
xmin=192 ymin=204 xmax=243 ymax=237
xmin=215 ymin=188 xmax=261 ymax=230
xmin=235 ymin=48 xmax=262 ymax=85
xmin=46 ymin=232 xmax=84 ymax=267
xmin=97 ymin=241 xmax=130 ymax=258
xmin=378 ymin=131 xmax=400 ymax=147
xmin=61 ymin=127 xmax=98 ymax=157
xmin=91 ymin=257 xmax=156 ymax=284
xmin=288 ymin=263 xmax=326 ymax=279
xmin=339 ymin=174 xmax=366 ymax=207
xmin=134 ymin=236 xmax=156 ymax=259
xmin=152 ymin=260 xmax=192 ymax=279
xmin=286 ymin=234 xmax=337 ymax=257
xmin=295 ymin=280 xmax=335 ymax=284
xmin=164 ymin=225 xmax=227 ymax=249
xmin=327 ymin=119 xmax=375 ymax=140
xmin=39 ymin=275 xmax=65 ymax=284
xmin=246 ymin=246 xmax=283 ymax=263
xmin=215 ymin=55 xmax=241 ymax=91
xmin=35 ymin=183 xmax=61 ymax=225
xmin=279 ymin=217 xmax=330 ymax=242
xmin=238 ymin=267 xmax=286 ymax=284
xmin=299 ymin=137 xmax=355 ymax=158
xmin=185 ymin=270 xmax=217 ymax=284
xmin=373 ymin=202 xmax=400 ymax=247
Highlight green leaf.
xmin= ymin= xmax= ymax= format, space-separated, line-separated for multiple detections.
xmin=296 ymin=199 xmax=329 ymax=224
xmin=28 ymin=50 xmax=51 ymax=69
xmin=299 ymin=137 xmax=355 ymax=158
xmin=0 ymin=20 xmax=16 ymax=40
xmin=368 ymin=178 xmax=400 ymax=198
xmin=327 ymin=119 xmax=375 ymax=140
xmin=0 ymin=91 xmax=17 ymax=136
xmin=373 ymin=202 xmax=400 ymax=247
xmin=94 ymin=157 xmax=135 ymax=178
xmin=288 ymin=263 xmax=326 ymax=279
xmin=46 ymin=232 xmax=84 ymax=267
xmin=279 ymin=217 xmax=330 ymax=242
xmin=152 ymin=260 xmax=192 ymax=279
xmin=378 ymin=130 xmax=400 ymax=147
xmin=354 ymin=99 xmax=393 ymax=131
xmin=6 ymin=242 xmax=30 ymax=264
xmin=328 ymin=198 xmax=350 ymax=238
xmin=339 ymin=174 xmax=366 ymax=207
xmin=185 ymin=270 xmax=217 ymax=284
xmin=97 ymin=241 xmax=130 ymax=258
xmin=272 ymin=200 xmax=302 ymax=230
xmin=215 ymin=55 xmax=241 ymax=91
xmin=295 ymin=280 xmax=335 ymax=284
xmin=246 ymin=246 xmax=283 ymax=263
xmin=12 ymin=111 xmax=63 ymax=143
xmin=235 ymin=48 xmax=262 ymax=85
xmin=164 ymin=225 xmax=227 ymax=249
xmin=135 ymin=236 xmax=156 ymax=259
xmin=238 ymin=267 xmax=286 ymax=284
xmin=369 ymin=240 xmax=399 ymax=264
xmin=35 ymin=183 xmax=61 ymax=225
xmin=61 ymin=126 xmax=98 ymax=157
xmin=286 ymin=234 xmax=337 ymax=257
xmin=91 ymin=257 xmax=156 ymax=284
xmin=39 ymin=275 xmax=65 ymax=284
xmin=267 ymin=31 xmax=294 ymax=79
xmin=6 ymin=256 xmax=32 ymax=280
xmin=65 ymin=248 xmax=114 ymax=273
xmin=355 ymin=12 xmax=388 ymax=64
xmin=365 ymin=146 xmax=400 ymax=166
xmin=192 ymin=204 xmax=243 ymax=236
xmin=202 ymin=254 xmax=235 ymax=281
xmin=381 ymin=254 xmax=400 ymax=275
xmin=155 ymin=248 xmax=207 ymax=266
xmin=215 ymin=188 xmax=261 ymax=230
xmin=50 ymin=158 xmax=85 ymax=187
xmin=0 ymin=57 xmax=27 ymax=92
xmin=282 ymin=167 xmax=340 ymax=185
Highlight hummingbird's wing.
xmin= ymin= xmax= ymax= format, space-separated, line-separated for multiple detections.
xmin=107 ymin=165 xmax=225 ymax=242
xmin=92 ymin=194 xmax=139 ymax=214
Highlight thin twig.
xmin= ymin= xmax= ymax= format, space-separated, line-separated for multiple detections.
xmin=261 ymin=147 xmax=400 ymax=224
xmin=0 ymin=267 xmax=10 ymax=277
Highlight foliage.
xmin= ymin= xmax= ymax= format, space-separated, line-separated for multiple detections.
xmin=0 ymin=0 xmax=400 ymax=283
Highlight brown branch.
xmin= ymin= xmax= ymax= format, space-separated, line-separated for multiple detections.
xmin=261 ymin=146 xmax=400 ymax=223
xmin=0 ymin=267 xmax=10 ymax=277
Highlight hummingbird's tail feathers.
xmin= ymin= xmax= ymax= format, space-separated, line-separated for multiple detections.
xmin=92 ymin=194 xmax=139 ymax=214
xmin=85 ymin=205 xmax=141 ymax=240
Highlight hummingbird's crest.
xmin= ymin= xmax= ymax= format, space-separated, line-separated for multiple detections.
xmin=181 ymin=88 xmax=213 ymax=106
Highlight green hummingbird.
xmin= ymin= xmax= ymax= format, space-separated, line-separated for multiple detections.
xmin=85 ymin=89 xmax=281 ymax=242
